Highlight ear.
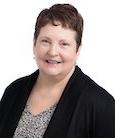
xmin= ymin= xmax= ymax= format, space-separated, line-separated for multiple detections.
xmin=33 ymin=38 xmax=36 ymax=46
xmin=76 ymin=45 xmax=82 ymax=57
xmin=33 ymin=38 xmax=36 ymax=55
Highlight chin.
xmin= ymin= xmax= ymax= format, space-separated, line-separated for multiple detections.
xmin=43 ymin=69 xmax=62 ymax=76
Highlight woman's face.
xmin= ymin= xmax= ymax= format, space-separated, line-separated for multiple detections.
xmin=33 ymin=23 xmax=79 ymax=78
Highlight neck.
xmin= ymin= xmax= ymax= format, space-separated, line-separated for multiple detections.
xmin=37 ymin=66 xmax=75 ymax=88
xmin=30 ymin=67 xmax=75 ymax=103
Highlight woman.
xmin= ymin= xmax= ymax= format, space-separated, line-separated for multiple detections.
xmin=0 ymin=3 xmax=115 ymax=138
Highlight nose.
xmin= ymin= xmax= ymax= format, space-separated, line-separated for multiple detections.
xmin=47 ymin=45 xmax=59 ymax=56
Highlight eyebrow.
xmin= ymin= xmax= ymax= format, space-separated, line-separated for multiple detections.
xmin=40 ymin=36 xmax=51 ymax=41
xmin=40 ymin=36 xmax=73 ymax=43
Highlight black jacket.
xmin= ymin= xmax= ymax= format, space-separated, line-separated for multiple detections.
xmin=0 ymin=66 xmax=115 ymax=138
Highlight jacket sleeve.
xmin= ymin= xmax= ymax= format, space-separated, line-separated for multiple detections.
xmin=0 ymin=75 xmax=29 ymax=120
xmin=94 ymin=94 xmax=115 ymax=138
xmin=0 ymin=86 xmax=15 ymax=123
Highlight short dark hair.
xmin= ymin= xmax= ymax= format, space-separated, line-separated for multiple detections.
xmin=34 ymin=4 xmax=84 ymax=48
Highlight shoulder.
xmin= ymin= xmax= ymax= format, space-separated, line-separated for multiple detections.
xmin=84 ymin=73 xmax=114 ymax=104
xmin=4 ymin=74 xmax=30 ymax=97
xmin=78 ymin=70 xmax=115 ymax=117
xmin=6 ymin=75 xmax=29 ymax=90
xmin=0 ymin=70 xmax=39 ymax=103
xmin=6 ymin=70 xmax=38 ymax=90
xmin=75 ymin=67 xmax=115 ymax=106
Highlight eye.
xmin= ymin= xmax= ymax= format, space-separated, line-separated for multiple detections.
xmin=41 ymin=39 xmax=50 ymax=43
xmin=61 ymin=42 xmax=70 ymax=47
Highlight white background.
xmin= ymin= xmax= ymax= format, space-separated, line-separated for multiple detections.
xmin=0 ymin=0 xmax=115 ymax=99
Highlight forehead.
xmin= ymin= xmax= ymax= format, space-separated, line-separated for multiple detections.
xmin=38 ymin=23 xmax=77 ymax=41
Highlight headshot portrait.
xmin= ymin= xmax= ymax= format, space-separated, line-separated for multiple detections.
xmin=0 ymin=0 xmax=115 ymax=138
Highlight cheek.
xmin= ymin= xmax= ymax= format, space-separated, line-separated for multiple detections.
xmin=34 ymin=47 xmax=44 ymax=58
xmin=68 ymin=55 xmax=77 ymax=63
xmin=62 ymin=50 xmax=77 ymax=62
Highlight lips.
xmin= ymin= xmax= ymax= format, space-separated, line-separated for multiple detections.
xmin=46 ymin=59 xmax=62 ymax=64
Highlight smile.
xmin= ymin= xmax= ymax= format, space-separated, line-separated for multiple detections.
xmin=46 ymin=60 xmax=62 ymax=64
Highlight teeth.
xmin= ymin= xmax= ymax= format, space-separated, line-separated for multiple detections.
xmin=46 ymin=60 xmax=61 ymax=64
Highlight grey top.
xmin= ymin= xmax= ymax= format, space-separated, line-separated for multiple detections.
xmin=13 ymin=104 xmax=57 ymax=138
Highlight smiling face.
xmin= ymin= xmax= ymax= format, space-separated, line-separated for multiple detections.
xmin=33 ymin=23 xmax=80 ymax=79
